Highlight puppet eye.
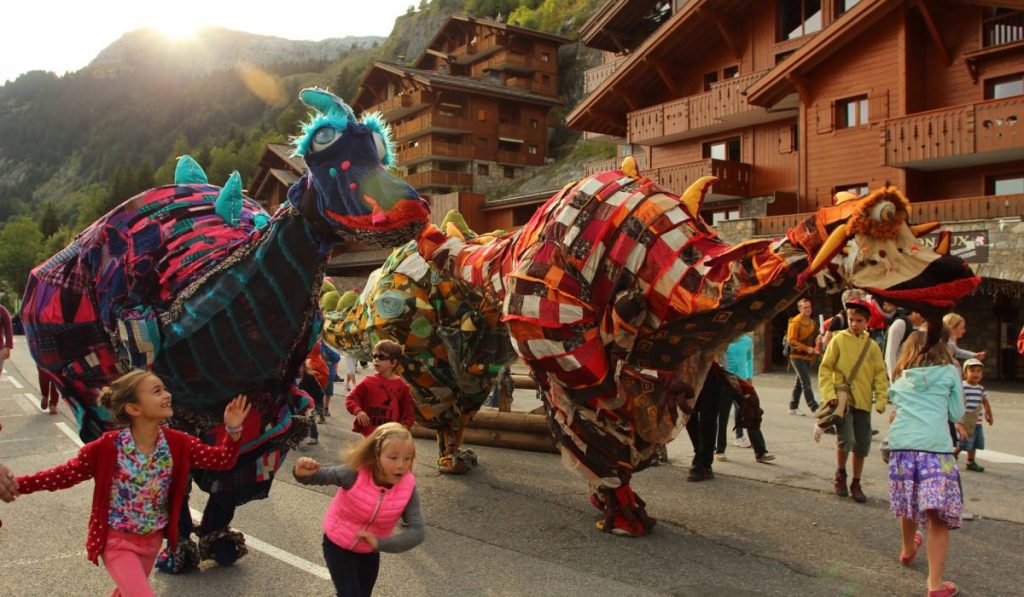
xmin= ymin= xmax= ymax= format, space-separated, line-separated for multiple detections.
xmin=312 ymin=127 xmax=339 ymax=152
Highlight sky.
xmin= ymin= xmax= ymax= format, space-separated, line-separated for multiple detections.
xmin=0 ymin=0 xmax=416 ymax=84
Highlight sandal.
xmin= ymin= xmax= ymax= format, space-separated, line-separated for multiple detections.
xmin=927 ymin=581 xmax=959 ymax=597
xmin=899 ymin=532 xmax=923 ymax=565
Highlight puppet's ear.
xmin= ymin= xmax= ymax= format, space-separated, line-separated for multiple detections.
xmin=215 ymin=171 xmax=243 ymax=228
xmin=174 ymin=155 xmax=208 ymax=185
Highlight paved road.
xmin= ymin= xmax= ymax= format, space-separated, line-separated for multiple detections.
xmin=1 ymin=338 xmax=1022 ymax=596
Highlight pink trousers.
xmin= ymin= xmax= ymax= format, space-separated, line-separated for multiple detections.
xmin=101 ymin=528 xmax=164 ymax=597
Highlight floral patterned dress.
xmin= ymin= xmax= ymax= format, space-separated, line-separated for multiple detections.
xmin=108 ymin=428 xmax=173 ymax=534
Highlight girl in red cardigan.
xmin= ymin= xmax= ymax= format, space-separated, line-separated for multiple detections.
xmin=10 ymin=370 xmax=250 ymax=597
xmin=294 ymin=422 xmax=424 ymax=596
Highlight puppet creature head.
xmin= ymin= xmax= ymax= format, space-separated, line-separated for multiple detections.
xmin=291 ymin=88 xmax=429 ymax=247
xmin=792 ymin=185 xmax=980 ymax=309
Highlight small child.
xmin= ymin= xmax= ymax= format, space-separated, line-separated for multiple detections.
xmin=955 ymin=358 xmax=993 ymax=472
xmin=344 ymin=340 xmax=415 ymax=437
xmin=293 ymin=422 xmax=425 ymax=596
xmin=321 ymin=340 xmax=342 ymax=417
xmin=298 ymin=360 xmax=325 ymax=445
xmin=7 ymin=370 xmax=250 ymax=596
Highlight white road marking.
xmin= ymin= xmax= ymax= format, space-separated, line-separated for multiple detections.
xmin=5 ymin=375 xmax=24 ymax=389
xmin=976 ymin=449 xmax=1024 ymax=465
xmin=56 ymin=422 xmax=84 ymax=446
xmin=53 ymin=422 xmax=331 ymax=580
xmin=0 ymin=551 xmax=88 ymax=568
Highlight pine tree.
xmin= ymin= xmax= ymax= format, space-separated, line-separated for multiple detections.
xmin=38 ymin=202 xmax=60 ymax=239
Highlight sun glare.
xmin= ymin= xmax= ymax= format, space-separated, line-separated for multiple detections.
xmin=152 ymin=20 xmax=201 ymax=40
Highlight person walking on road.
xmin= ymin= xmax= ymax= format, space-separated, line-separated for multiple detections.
xmin=886 ymin=330 xmax=966 ymax=597
xmin=720 ymin=335 xmax=775 ymax=463
xmin=0 ymin=305 xmax=12 ymax=375
xmin=293 ymin=423 xmax=425 ymax=596
xmin=787 ymin=298 xmax=820 ymax=415
xmin=819 ymin=297 xmax=889 ymax=503
xmin=6 ymin=370 xmax=249 ymax=597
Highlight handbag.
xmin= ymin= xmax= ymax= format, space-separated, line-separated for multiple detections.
xmin=815 ymin=338 xmax=872 ymax=428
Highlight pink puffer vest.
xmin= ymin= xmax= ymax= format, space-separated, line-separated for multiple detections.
xmin=323 ymin=467 xmax=416 ymax=553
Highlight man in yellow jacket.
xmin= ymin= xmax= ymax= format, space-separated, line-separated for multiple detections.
xmin=818 ymin=297 xmax=889 ymax=503
xmin=787 ymin=298 xmax=820 ymax=415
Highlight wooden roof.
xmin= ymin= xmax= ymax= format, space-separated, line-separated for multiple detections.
xmin=579 ymin=0 xmax=667 ymax=53
xmin=745 ymin=0 xmax=905 ymax=107
xmin=414 ymin=14 xmax=571 ymax=70
xmin=353 ymin=62 xmax=562 ymax=113
xmin=566 ymin=0 xmax=751 ymax=137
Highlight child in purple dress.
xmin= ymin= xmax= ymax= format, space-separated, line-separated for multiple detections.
xmin=887 ymin=331 xmax=967 ymax=597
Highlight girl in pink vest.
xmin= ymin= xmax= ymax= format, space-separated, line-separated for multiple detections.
xmin=294 ymin=422 xmax=424 ymax=596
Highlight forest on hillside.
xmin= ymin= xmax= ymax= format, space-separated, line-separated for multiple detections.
xmin=0 ymin=0 xmax=607 ymax=309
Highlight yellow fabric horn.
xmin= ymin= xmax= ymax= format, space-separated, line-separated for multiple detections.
xmin=910 ymin=222 xmax=941 ymax=237
xmin=807 ymin=223 xmax=851 ymax=275
xmin=681 ymin=176 xmax=718 ymax=218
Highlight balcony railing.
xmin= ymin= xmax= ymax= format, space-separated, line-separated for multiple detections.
xmin=398 ymin=141 xmax=475 ymax=163
xmin=405 ymin=170 xmax=473 ymax=189
xmin=628 ymin=70 xmax=771 ymax=145
xmin=584 ymin=57 xmax=625 ymax=94
xmin=393 ymin=112 xmax=471 ymax=140
xmin=582 ymin=153 xmax=648 ymax=177
xmin=984 ymin=10 xmax=1023 ymax=47
xmin=753 ymin=193 xmax=1024 ymax=236
xmin=883 ymin=95 xmax=1024 ymax=167
xmin=639 ymin=158 xmax=751 ymax=198
xmin=375 ymin=90 xmax=434 ymax=121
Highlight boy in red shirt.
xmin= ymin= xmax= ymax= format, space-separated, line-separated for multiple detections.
xmin=345 ymin=340 xmax=416 ymax=436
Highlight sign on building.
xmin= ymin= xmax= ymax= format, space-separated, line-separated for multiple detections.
xmin=921 ymin=230 xmax=988 ymax=263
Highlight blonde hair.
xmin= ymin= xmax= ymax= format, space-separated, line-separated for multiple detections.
xmin=98 ymin=370 xmax=157 ymax=425
xmin=893 ymin=330 xmax=953 ymax=380
xmin=942 ymin=312 xmax=964 ymax=331
xmin=373 ymin=339 xmax=402 ymax=361
xmin=343 ymin=422 xmax=416 ymax=476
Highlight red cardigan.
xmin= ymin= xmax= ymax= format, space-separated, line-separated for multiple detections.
xmin=16 ymin=427 xmax=239 ymax=565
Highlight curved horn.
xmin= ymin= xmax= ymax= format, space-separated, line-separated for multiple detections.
xmin=620 ymin=156 xmax=639 ymax=178
xmin=935 ymin=230 xmax=952 ymax=256
xmin=806 ymin=223 xmax=851 ymax=276
xmin=681 ymin=176 xmax=718 ymax=218
xmin=910 ymin=221 xmax=941 ymax=237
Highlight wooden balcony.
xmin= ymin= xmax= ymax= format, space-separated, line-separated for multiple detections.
xmin=883 ymin=96 xmax=1024 ymax=170
xmin=584 ymin=57 xmax=625 ymax=94
xmin=375 ymin=90 xmax=434 ymax=121
xmin=639 ymin=158 xmax=751 ymax=198
xmin=398 ymin=140 xmax=475 ymax=165
xmin=495 ymin=149 xmax=544 ymax=166
xmin=480 ymin=52 xmax=537 ymax=74
xmin=392 ymin=112 xmax=471 ymax=141
xmin=582 ymin=153 xmax=648 ymax=177
xmin=405 ymin=170 xmax=473 ymax=190
xmin=628 ymin=70 xmax=787 ymax=145
xmin=984 ymin=9 xmax=1023 ymax=47
xmin=752 ymin=193 xmax=1024 ymax=237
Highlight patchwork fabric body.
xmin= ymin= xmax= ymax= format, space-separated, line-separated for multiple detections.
xmin=323 ymin=239 xmax=516 ymax=434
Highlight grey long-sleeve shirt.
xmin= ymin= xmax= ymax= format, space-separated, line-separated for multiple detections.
xmin=294 ymin=464 xmax=425 ymax=553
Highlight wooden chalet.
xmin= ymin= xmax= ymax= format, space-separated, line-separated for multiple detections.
xmin=250 ymin=143 xmax=305 ymax=212
xmin=352 ymin=15 xmax=568 ymax=195
xmin=570 ymin=0 xmax=1024 ymax=376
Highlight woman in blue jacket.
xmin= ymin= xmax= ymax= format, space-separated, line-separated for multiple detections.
xmin=887 ymin=330 xmax=967 ymax=597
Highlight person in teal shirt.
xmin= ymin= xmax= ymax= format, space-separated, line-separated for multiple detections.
xmin=887 ymin=330 xmax=966 ymax=597
xmin=718 ymin=335 xmax=775 ymax=463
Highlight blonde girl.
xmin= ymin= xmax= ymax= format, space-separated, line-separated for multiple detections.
xmin=294 ymin=422 xmax=424 ymax=596
xmin=10 ymin=370 xmax=250 ymax=597
xmin=887 ymin=331 xmax=966 ymax=597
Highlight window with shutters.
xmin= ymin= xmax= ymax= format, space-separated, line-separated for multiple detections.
xmin=836 ymin=95 xmax=868 ymax=128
